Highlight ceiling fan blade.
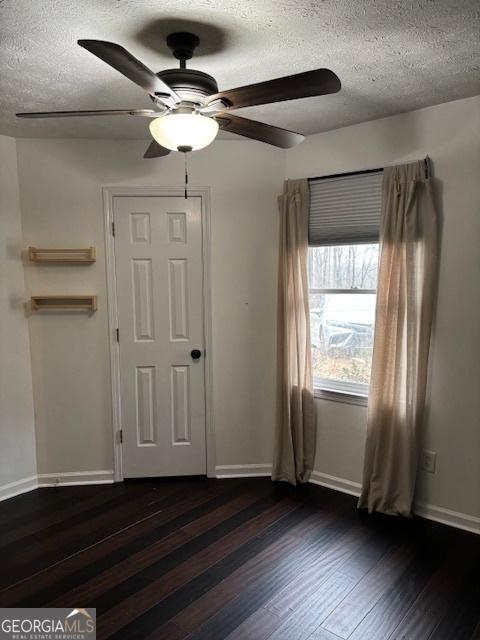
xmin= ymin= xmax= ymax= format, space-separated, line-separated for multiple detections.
xmin=16 ymin=109 xmax=159 ymax=118
xmin=216 ymin=113 xmax=303 ymax=148
xmin=144 ymin=140 xmax=171 ymax=159
xmin=207 ymin=69 xmax=340 ymax=110
xmin=78 ymin=40 xmax=181 ymax=104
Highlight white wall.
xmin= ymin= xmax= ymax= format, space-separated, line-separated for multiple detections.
xmin=0 ymin=135 xmax=37 ymax=491
xmin=12 ymin=95 xmax=480 ymax=524
xmin=287 ymin=95 xmax=480 ymax=520
xmin=16 ymin=139 xmax=284 ymax=476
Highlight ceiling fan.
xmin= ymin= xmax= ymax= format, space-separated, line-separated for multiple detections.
xmin=17 ymin=32 xmax=341 ymax=158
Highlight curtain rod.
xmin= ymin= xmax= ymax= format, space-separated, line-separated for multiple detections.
xmin=308 ymin=157 xmax=429 ymax=182
xmin=308 ymin=167 xmax=383 ymax=181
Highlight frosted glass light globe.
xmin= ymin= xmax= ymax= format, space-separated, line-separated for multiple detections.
xmin=149 ymin=113 xmax=219 ymax=151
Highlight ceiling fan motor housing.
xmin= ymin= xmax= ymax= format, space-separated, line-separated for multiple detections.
xmin=166 ymin=32 xmax=200 ymax=61
xmin=156 ymin=69 xmax=218 ymax=105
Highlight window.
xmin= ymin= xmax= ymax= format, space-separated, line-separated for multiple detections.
xmin=308 ymin=243 xmax=379 ymax=396
xmin=308 ymin=170 xmax=383 ymax=398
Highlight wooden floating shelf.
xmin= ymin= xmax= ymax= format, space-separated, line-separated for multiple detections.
xmin=28 ymin=246 xmax=96 ymax=263
xmin=31 ymin=296 xmax=97 ymax=313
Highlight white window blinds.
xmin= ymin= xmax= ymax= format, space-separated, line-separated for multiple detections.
xmin=309 ymin=170 xmax=383 ymax=246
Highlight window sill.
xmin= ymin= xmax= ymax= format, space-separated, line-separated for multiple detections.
xmin=314 ymin=388 xmax=368 ymax=407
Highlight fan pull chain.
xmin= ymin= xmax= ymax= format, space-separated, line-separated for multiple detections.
xmin=184 ymin=151 xmax=188 ymax=199
xmin=177 ymin=146 xmax=193 ymax=199
xmin=177 ymin=145 xmax=192 ymax=199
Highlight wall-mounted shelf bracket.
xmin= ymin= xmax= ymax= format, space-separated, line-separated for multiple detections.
xmin=31 ymin=296 xmax=97 ymax=313
xmin=28 ymin=247 xmax=96 ymax=263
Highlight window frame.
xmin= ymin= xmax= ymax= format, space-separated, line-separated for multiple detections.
xmin=308 ymin=249 xmax=378 ymax=403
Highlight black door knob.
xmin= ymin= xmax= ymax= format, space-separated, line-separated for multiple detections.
xmin=191 ymin=349 xmax=202 ymax=360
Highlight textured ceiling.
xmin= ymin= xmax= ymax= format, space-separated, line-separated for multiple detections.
xmin=1 ymin=0 xmax=479 ymax=140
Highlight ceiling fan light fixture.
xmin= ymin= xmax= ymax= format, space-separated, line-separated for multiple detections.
xmin=149 ymin=113 xmax=219 ymax=152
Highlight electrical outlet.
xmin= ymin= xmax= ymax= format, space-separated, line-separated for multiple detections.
xmin=421 ymin=449 xmax=436 ymax=474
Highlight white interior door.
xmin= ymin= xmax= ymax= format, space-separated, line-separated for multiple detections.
xmin=113 ymin=195 xmax=206 ymax=477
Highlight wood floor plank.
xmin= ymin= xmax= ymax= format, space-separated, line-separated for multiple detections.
xmin=104 ymin=501 xmax=311 ymax=639
xmin=1 ymin=484 xmax=199 ymax=588
xmin=320 ymin=538 xmax=419 ymax=638
xmin=428 ymin=558 xmax=480 ymax=640
xmin=267 ymin=571 xmax=358 ymax=640
xmin=174 ymin=532 xmax=300 ymax=633
xmin=143 ymin=621 xmax=190 ymax=640
xmin=0 ymin=479 xmax=477 ymax=640
xmin=264 ymin=524 xmax=403 ymax=640
xmin=224 ymin=607 xmax=282 ymax=640
xmin=0 ymin=479 xmax=249 ymax=606
xmin=97 ymin=497 xmax=299 ymax=638
xmin=93 ymin=492 xmax=287 ymax=612
xmin=50 ymin=484 xmax=274 ymax=606
xmin=2 ymin=483 xmax=169 ymax=550
xmin=0 ymin=482 xmax=148 ymax=547
xmin=307 ymin=628 xmax=343 ymax=640
xmin=0 ymin=485 xmax=100 ymax=525
xmin=388 ymin=536 xmax=480 ymax=640
xmin=347 ymin=531 xmax=448 ymax=640
xmin=181 ymin=508 xmax=355 ymax=640
xmin=264 ymin=523 xmax=371 ymax=618
xmin=174 ymin=501 xmax=342 ymax=632
xmin=8 ymin=485 xmax=189 ymax=561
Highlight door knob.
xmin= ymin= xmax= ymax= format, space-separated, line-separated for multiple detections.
xmin=191 ymin=349 xmax=202 ymax=360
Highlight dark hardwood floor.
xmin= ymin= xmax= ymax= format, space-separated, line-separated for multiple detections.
xmin=0 ymin=477 xmax=479 ymax=640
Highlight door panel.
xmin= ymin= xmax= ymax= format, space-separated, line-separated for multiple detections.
xmin=113 ymin=196 xmax=206 ymax=477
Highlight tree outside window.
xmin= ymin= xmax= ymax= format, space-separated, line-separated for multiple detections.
xmin=308 ymin=243 xmax=379 ymax=395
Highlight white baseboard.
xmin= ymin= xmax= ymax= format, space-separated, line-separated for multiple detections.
xmin=37 ymin=470 xmax=115 ymax=487
xmin=215 ymin=466 xmax=363 ymax=497
xmin=414 ymin=501 xmax=480 ymax=535
xmin=2 ymin=467 xmax=478 ymax=534
xmin=0 ymin=475 xmax=38 ymax=502
xmin=214 ymin=463 xmax=479 ymax=535
xmin=309 ymin=470 xmax=362 ymax=497
xmin=215 ymin=464 xmax=272 ymax=478
xmin=309 ymin=470 xmax=480 ymax=534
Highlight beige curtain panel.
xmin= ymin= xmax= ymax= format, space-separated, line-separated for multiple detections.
xmin=359 ymin=160 xmax=438 ymax=517
xmin=272 ymin=179 xmax=315 ymax=485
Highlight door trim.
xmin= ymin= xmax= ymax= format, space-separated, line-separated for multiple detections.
xmin=103 ymin=186 xmax=215 ymax=481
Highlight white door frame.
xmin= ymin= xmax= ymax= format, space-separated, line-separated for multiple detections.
xmin=103 ymin=186 xmax=215 ymax=481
